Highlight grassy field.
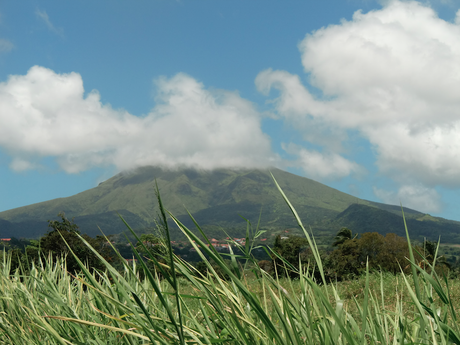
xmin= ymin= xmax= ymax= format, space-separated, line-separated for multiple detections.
xmin=0 ymin=237 xmax=459 ymax=344
xmin=0 ymin=183 xmax=459 ymax=344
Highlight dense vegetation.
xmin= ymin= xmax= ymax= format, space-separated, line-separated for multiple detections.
xmin=0 ymin=185 xmax=460 ymax=345
xmin=1 ymin=182 xmax=460 ymax=344
xmin=3 ymin=213 xmax=459 ymax=283
xmin=264 ymin=230 xmax=454 ymax=281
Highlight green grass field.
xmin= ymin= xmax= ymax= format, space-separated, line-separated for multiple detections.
xmin=1 ymin=239 xmax=459 ymax=344
xmin=0 ymin=182 xmax=459 ymax=344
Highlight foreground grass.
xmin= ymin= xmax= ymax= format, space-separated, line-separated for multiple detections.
xmin=1 ymin=251 xmax=459 ymax=344
xmin=0 ymin=184 xmax=459 ymax=344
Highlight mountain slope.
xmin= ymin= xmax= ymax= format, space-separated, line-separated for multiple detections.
xmin=334 ymin=204 xmax=460 ymax=244
xmin=0 ymin=166 xmax=458 ymax=243
xmin=1 ymin=167 xmax=367 ymax=223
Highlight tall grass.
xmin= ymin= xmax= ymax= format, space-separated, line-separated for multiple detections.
xmin=0 ymin=181 xmax=459 ymax=344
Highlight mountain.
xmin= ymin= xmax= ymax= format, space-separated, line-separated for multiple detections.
xmin=0 ymin=166 xmax=459 ymax=244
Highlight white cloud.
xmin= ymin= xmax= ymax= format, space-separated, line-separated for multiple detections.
xmin=256 ymin=0 xmax=460 ymax=189
xmin=9 ymin=158 xmax=37 ymax=172
xmin=373 ymin=184 xmax=442 ymax=213
xmin=282 ymin=143 xmax=365 ymax=181
xmin=0 ymin=66 xmax=276 ymax=173
xmin=0 ymin=39 xmax=13 ymax=54
xmin=35 ymin=9 xmax=64 ymax=37
xmin=256 ymin=69 xmax=347 ymax=152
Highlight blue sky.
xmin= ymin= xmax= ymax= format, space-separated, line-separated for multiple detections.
xmin=1 ymin=0 xmax=460 ymax=221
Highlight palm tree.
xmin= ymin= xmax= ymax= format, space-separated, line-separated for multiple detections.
xmin=332 ymin=227 xmax=356 ymax=247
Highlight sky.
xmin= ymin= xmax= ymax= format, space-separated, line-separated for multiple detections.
xmin=1 ymin=0 xmax=460 ymax=221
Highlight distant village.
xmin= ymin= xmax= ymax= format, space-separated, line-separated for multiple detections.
xmin=0 ymin=230 xmax=296 ymax=263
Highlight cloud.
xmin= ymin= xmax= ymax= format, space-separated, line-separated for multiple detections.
xmin=256 ymin=0 xmax=460 ymax=190
xmin=373 ymin=184 xmax=442 ymax=213
xmin=35 ymin=9 xmax=64 ymax=37
xmin=0 ymin=39 xmax=14 ymax=54
xmin=9 ymin=158 xmax=37 ymax=172
xmin=282 ymin=143 xmax=365 ymax=181
xmin=0 ymin=66 xmax=276 ymax=173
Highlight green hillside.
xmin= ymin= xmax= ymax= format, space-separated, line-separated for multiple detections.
xmin=334 ymin=203 xmax=460 ymax=244
xmin=0 ymin=166 xmax=459 ymax=243
xmin=0 ymin=167 xmax=362 ymax=236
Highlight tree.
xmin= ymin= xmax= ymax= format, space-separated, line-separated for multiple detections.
xmin=47 ymin=213 xmax=79 ymax=234
xmin=357 ymin=232 xmax=385 ymax=267
xmin=326 ymin=237 xmax=362 ymax=280
xmin=326 ymin=232 xmax=411 ymax=279
xmin=135 ymin=234 xmax=163 ymax=254
xmin=258 ymin=260 xmax=275 ymax=275
xmin=39 ymin=212 xmax=114 ymax=273
xmin=195 ymin=260 xmax=230 ymax=280
xmin=131 ymin=233 xmax=170 ymax=279
xmin=420 ymin=239 xmax=450 ymax=271
xmin=379 ymin=233 xmax=410 ymax=274
xmin=272 ymin=235 xmax=309 ymax=277
xmin=332 ymin=227 xmax=356 ymax=247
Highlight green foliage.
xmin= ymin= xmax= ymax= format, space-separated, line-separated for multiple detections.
xmin=268 ymin=228 xmax=415 ymax=281
xmin=326 ymin=232 xmax=413 ymax=280
xmin=1 ymin=181 xmax=460 ymax=344
xmin=326 ymin=237 xmax=363 ymax=279
xmin=47 ymin=213 xmax=80 ymax=233
xmin=332 ymin=227 xmax=355 ymax=247
xmin=419 ymin=239 xmax=451 ymax=272
xmin=272 ymin=235 xmax=310 ymax=277
xmin=36 ymin=212 xmax=115 ymax=273
xmin=379 ymin=232 xmax=412 ymax=273
xmin=135 ymin=233 xmax=164 ymax=255
xmin=132 ymin=232 xmax=170 ymax=279
xmin=195 ymin=260 xmax=230 ymax=280
xmin=334 ymin=203 xmax=460 ymax=243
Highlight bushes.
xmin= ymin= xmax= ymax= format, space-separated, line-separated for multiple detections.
xmin=195 ymin=260 xmax=230 ymax=280
xmin=7 ymin=213 xmax=115 ymax=275
xmin=326 ymin=232 xmax=414 ymax=280
xmin=39 ymin=213 xmax=116 ymax=273
xmin=271 ymin=235 xmax=309 ymax=277
xmin=260 ymin=231 xmax=419 ymax=281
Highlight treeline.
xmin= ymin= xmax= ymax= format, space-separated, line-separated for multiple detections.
xmin=3 ymin=213 xmax=116 ymax=275
xmin=259 ymin=228 xmax=454 ymax=281
xmin=2 ymin=215 xmax=174 ymax=275
xmin=1 ymin=213 xmax=268 ymax=276
xmin=2 ymin=213 xmax=457 ymax=283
